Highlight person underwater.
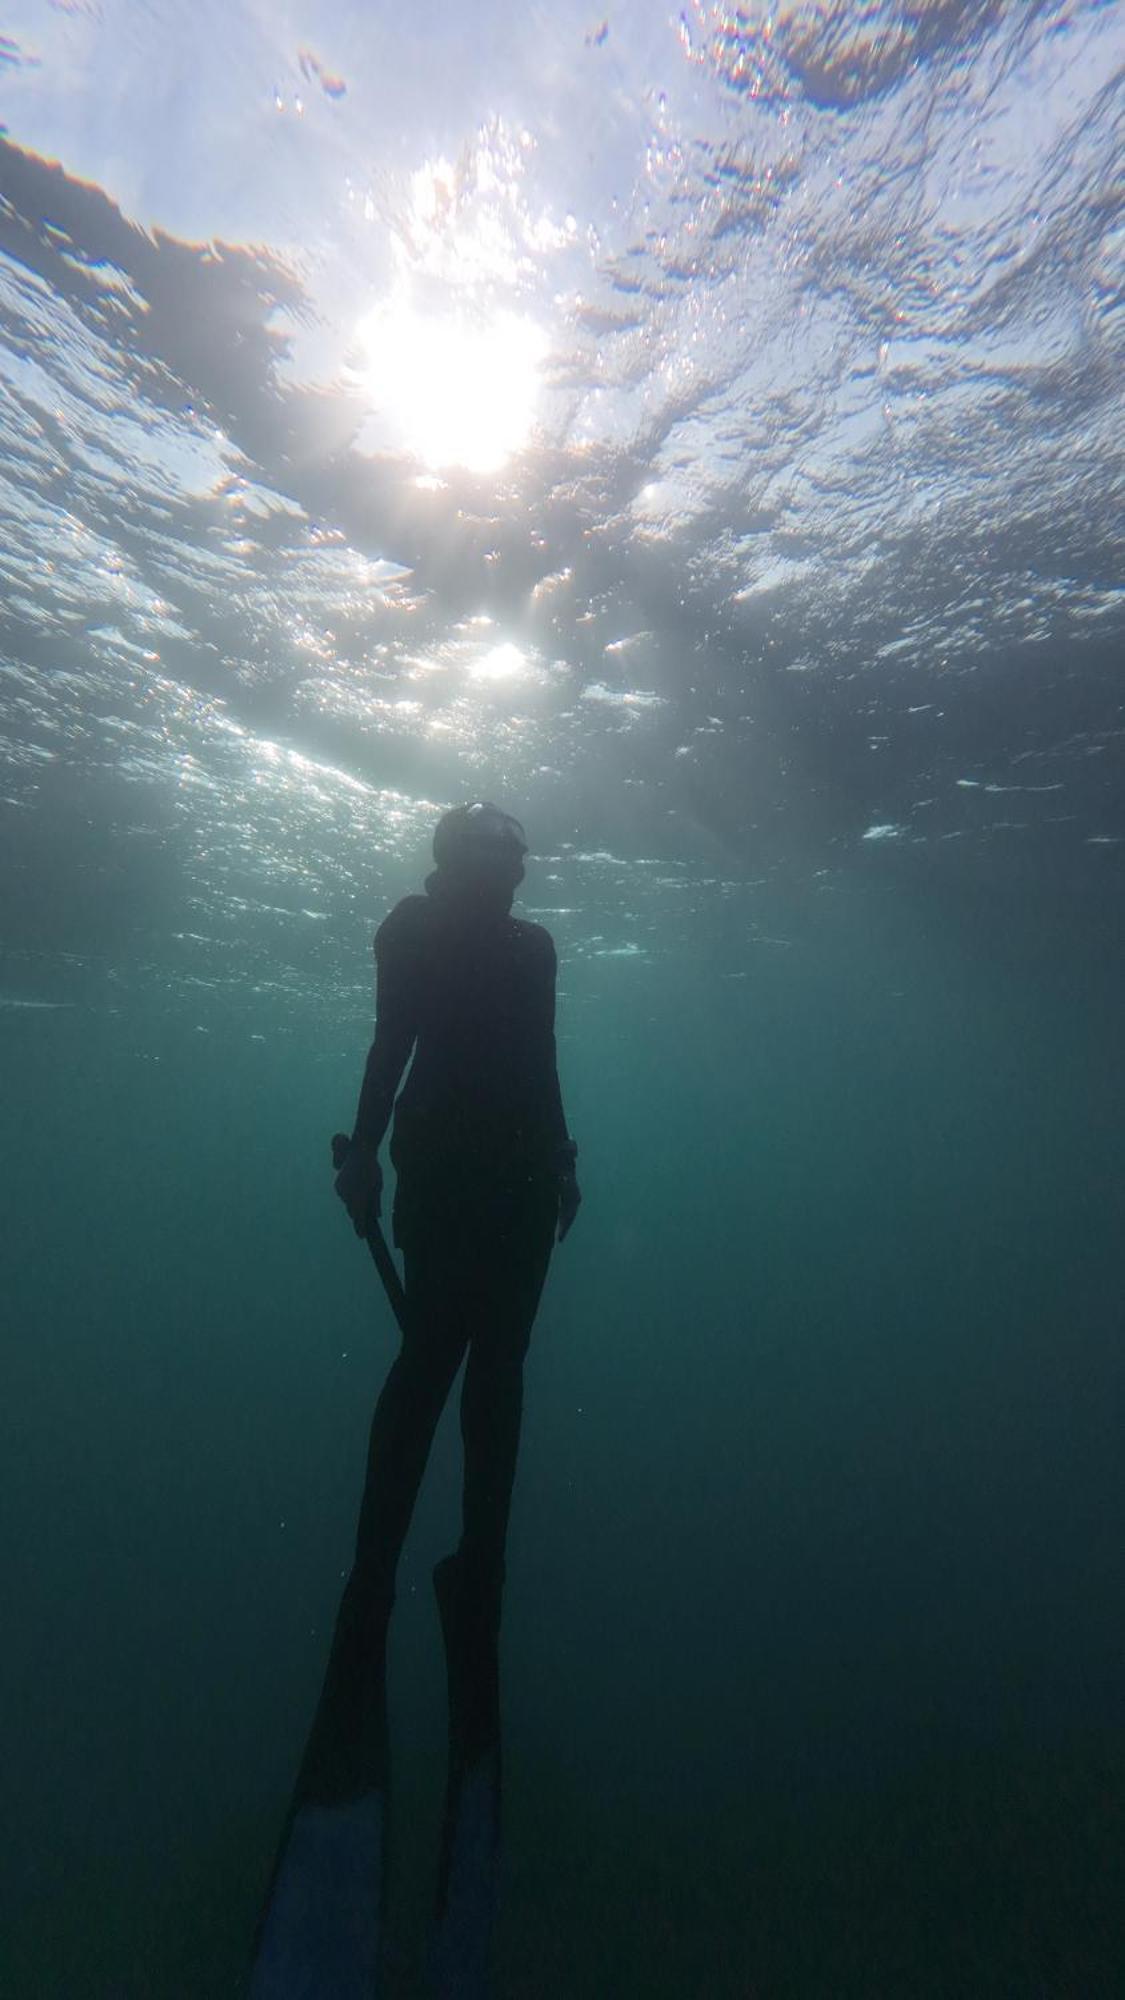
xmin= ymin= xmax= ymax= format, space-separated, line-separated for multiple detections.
xmin=250 ymin=800 xmax=580 ymax=1999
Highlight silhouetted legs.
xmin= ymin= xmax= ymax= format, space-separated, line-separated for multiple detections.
xmin=293 ymin=1185 xmax=556 ymax=1819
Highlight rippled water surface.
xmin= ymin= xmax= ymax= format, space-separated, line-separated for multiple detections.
xmin=3 ymin=0 xmax=1122 ymax=1017
xmin=2 ymin=5 xmax=1124 ymax=1996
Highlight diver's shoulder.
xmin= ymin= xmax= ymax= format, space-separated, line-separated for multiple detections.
xmin=374 ymin=894 xmax=432 ymax=951
xmin=510 ymin=915 xmax=557 ymax=964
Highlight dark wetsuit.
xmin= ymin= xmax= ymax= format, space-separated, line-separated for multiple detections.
xmin=294 ymin=877 xmax=572 ymax=1817
xmin=351 ymin=881 xmax=570 ymax=1619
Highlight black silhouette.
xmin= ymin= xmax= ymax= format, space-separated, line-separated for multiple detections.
xmin=251 ymin=802 xmax=579 ymax=1997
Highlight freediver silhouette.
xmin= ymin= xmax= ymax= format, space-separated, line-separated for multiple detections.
xmin=251 ymin=801 xmax=580 ymax=1999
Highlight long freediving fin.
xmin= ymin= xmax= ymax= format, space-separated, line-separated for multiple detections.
xmin=249 ymin=1132 xmax=401 ymax=1997
xmin=428 ymin=1554 xmax=503 ymax=2000
xmin=249 ymin=1790 xmax=386 ymax=2000
xmin=249 ymin=1570 xmax=392 ymax=2000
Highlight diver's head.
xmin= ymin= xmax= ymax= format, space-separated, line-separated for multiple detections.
xmin=429 ymin=801 xmax=528 ymax=911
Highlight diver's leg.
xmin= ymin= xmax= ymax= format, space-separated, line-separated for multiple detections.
xmin=436 ymin=1219 xmax=553 ymax=1761
xmin=297 ymin=1243 xmax=468 ymax=1804
xmin=456 ymin=1205 xmax=555 ymax=1634
xmin=431 ymin=1198 xmax=555 ymax=1992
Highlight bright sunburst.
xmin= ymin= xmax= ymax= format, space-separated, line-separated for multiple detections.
xmin=356 ymin=297 xmax=547 ymax=473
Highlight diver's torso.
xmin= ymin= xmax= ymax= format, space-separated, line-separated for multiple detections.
xmin=382 ymin=894 xmax=558 ymax=1182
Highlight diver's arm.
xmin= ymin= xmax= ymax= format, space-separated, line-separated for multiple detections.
xmin=337 ymin=910 xmax=419 ymax=1235
xmin=351 ymin=917 xmax=419 ymax=1151
xmin=538 ymin=932 xmax=581 ymax=1240
xmin=536 ymin=934 xmax=572 ymax=1154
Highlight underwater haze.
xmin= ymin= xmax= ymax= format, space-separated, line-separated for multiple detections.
xmin=2 ymin=1 xmax=1124 ymax=1993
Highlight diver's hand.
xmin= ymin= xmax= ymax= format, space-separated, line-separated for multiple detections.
xmin=335 ymin=1139 xmax=383 ymax=1238
xmin=557 ymin=1170 xmax=581 ymax=1244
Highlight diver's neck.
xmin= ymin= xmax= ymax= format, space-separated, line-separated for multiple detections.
xmin=424 ymin=868 xmax=513 ymax=921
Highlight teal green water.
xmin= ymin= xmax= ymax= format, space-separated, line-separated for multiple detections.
xmin=3 ymin=871 xmax=1122 ymax=1993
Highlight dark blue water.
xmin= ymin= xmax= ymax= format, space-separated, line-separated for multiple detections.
xmin=2 ymin=3 xmax=1123 ymax=1992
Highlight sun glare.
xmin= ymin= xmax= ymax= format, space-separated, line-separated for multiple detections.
xmin=357 ymin=298 xmax=547 ymax=473
xmin=469 ymin=641 xmax=527 ymax=682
